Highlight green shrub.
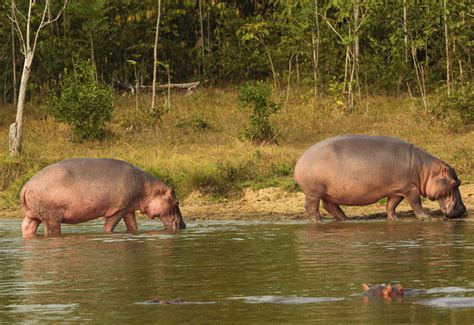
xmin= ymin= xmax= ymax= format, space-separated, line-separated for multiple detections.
xmin=238 ymin=81 xmax=280 ymax=143
xmin=434 ymin=82 xmax=474 ymax=126
xmin=48 ymin=60 xmax=114 ymax=141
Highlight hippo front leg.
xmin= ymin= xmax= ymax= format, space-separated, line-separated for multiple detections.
xmin=304 ymin=195 xmax=323 ymax=222
xmin=405 ymin=190 xmax=431 ymax=220
xmin=123 ymin=213 xmax=138 ymax=233
xmin=44 ymin=220 xmax=61 ymax=236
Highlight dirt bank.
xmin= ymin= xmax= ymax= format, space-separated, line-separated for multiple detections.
xmin=181 ymin=183 xmax=474 ymax=222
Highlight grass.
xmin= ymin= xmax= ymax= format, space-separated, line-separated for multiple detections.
xmin=0 ymin=86 xmax=472 ymax=208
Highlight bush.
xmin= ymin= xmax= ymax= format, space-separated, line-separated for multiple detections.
xmin=434 ymin=82 xmax=474 ymax=126
xmin=48 ymin=60 xmax=114 ymax=140
xmin=238 ymin=81 xmax=280 ymax=143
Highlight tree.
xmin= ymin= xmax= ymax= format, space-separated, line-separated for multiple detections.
xmin=8 ymin=0 xmax=68 ymax=156
xmin=151 ymin=0 xmax=162 ymax=110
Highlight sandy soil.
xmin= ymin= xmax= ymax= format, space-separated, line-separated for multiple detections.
xmin=2 ymin=184 xmax=473 ymax=222
xmin=181 ymin=183 xmax=474 ymax=222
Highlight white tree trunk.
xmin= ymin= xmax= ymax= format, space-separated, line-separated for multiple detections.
xmin=443 ymin=0 xmax=451 ymax=94
xmin=311 ymin=0 xmax=320 ymax=99
xmin=403 ymin=0 xmax=408 ymax=63
xmin=11 ymin=4 xmax=17 ymax=105
xmin=198 ymin=0 xmax=206 ymax=77
xmin=151 ymin=0 xmax=162 ymax=110
xmin=9 ymin=51 xmax=33 ymax=156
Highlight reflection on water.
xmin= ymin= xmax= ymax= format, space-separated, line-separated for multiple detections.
xmin=1 ymin=218 xmax=474 ymax=323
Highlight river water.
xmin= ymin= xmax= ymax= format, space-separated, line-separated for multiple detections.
xmin=1 ymin=218 xmax=474 ymax=323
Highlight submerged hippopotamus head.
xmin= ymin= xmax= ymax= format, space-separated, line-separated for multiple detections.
xmin=426 ymin=164 xmax=466 ymax=218
xmin=145 ymin=187 xmax=186 ymax=230
xmin=362 ymin=284 xmax=404 ymax=298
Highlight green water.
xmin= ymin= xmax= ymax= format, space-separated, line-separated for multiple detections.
xmin=2 ymin=218 xmax=474 ymax=323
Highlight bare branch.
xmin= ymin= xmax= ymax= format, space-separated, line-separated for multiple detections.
xmin=10 ymin=1 xmax=27 ymax=23
xmin=32 ymin=0 xmax=68 ymax=54
xmin=9 ymin=1 xmax=26 ymax=55
xmin=319 ymin=12 xmax=354 ymax=57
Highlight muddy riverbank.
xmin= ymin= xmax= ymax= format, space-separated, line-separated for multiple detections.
xmin=3 ymin=184 xmax=472 ymax=222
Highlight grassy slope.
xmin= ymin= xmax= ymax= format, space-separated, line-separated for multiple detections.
xmin=0 ymin=87 xmax=472 ymax=212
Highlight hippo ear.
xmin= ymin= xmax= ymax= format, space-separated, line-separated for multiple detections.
xmin=441 ymin=166 xmax=460 ymax=186
xmin=384 ymin=284 xmax=392 ymax=295
xmin=362 ymin=284 xmax=370 ymax=292
xmin=396 ymin=284 xmax=403 ymax=293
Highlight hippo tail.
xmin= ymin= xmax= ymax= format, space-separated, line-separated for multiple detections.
xmin=20 ymin=184 xmax=28 ymax=210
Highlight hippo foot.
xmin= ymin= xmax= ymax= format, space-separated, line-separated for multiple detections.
xmin=416 ymin=214 xmax=431 ymax=221
xmin=387 ymin=213 xmax=398 ymax=221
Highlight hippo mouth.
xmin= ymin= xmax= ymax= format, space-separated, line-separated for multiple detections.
xmin=445 ymin=205 xmax=467 ymax=219
xmin=440 ymin=191 xmax=467 ymax=219
xmin=163 ymin=219 xmax=186 ymax=230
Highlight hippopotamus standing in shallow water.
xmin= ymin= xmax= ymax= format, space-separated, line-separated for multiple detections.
xmin=21 ymin=158 xmax=186 ymax=237
xmin=294 ymin=135 xmax=466 ymax=221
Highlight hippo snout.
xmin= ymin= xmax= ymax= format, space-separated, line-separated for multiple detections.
xmin=446 ymin=203 xmax=467 ymax=219
xmin=171 ymin=217 xmax=186 ymax=229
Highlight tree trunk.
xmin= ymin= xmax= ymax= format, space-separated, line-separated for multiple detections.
xmin=311 ymin=0 xmax=320 ymax=99
xmin=198 ymin=0 xmax=206 ymax=78
xmin=10 ymin=51 xmax=33 ymax=156
xmin=443 ymin=0 xmax=451 ymax=94
xmin=11 ymin=3 xmax=17 ymax=106
xmin=285 ymin=53 xmax=294 ymax=107
xmin=89 ymin=33 xmax=98 ymax=84
xmin=151 ymin=0 xmax=162 ymax=110
xmin=403 ymin=0 xmax=408 ymax=63
xmin=411 ymin=44 xmax=428 ymax=109
xmin=353 ymin=0 xmax=360 ymax=99
xmin=262 ymin=42 xmax=279 ymax=89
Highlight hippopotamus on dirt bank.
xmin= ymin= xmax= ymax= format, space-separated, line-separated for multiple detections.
xmin=294 ymin=135 xmax=466 ymax=222
xmin=20 ymin=158 xmax=186 ymax=237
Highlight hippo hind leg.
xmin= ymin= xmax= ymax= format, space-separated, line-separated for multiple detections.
xmin=386 ymin=195 xmax=404 ymax=221
xmin=22 ymin=217 xmax=41 ymax=238
xmin=322 ymin=200 xmax=347 ymax=221
xmin=304 ymin=195 xmax=323 ymax=222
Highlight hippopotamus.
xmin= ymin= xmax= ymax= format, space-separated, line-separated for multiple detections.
xmin=294 ymin=135 xmax=466 ymax=221
xmin=362 ymin=283 xmax=426 ymax=298
xmin=20 ymin=158 xmax=186 ymax=237
xmin=363 ymin=284 xmax=404 ymax=298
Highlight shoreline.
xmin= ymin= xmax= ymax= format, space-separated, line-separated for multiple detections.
xmin=3 ymin=184 xmax=472 ymax=222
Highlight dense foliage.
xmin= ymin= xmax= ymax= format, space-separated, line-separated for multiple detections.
xmin=0 ymin=0 xmax=472 ymax=105
xmin=48 ymin=60 xmax=114 ymax=140
xmin=239 ymin=81 xmax=280 ymax=143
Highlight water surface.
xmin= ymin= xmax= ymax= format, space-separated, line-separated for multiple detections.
xmin=2 ymin=218 xmax=474 ymax=323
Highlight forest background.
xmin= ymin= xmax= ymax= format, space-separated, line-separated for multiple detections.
xmin=0 ymin=0 xmax=472 ymax=218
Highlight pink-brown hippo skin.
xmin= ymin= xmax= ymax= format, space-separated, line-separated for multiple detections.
xmin=294 ymin=135 xmax=466 ymax=222
xmin=363 ymin=284 xmax=404 ymax=298
xmin=20 ymin=158 xmax=186 ymax=237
